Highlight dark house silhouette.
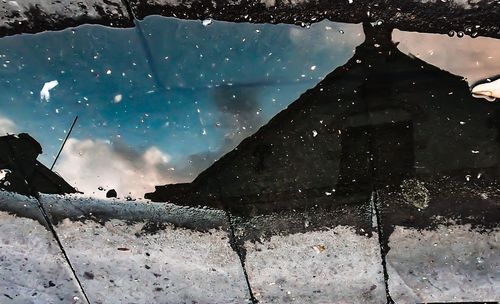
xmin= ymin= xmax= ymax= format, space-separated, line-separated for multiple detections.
xmin=146 ymin=24 xmax=500 ymax=216
xmin=0 ymin=133 xmax=77 ymax=196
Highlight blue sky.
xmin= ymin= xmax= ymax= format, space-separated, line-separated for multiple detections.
xmin=0 ymin=16 xmax=365 ymax=197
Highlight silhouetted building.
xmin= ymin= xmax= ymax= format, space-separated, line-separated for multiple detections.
xmin=0 ymin=133 xmax=77 ymax=196
xmin=146 ymin=24 xmax=500 ymax=216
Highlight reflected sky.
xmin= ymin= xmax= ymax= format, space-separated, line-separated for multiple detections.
xmin=0 ymin=17 xmax=364 ymax=197
xmin=0 ymin=16 xmax=498 ymax=198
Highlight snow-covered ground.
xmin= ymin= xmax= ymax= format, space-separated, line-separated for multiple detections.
xmin=51 ymin=219 xmax=250 ymax=304
xmin=36 ymin=194 xmax=250 ymax=303
xmin=387 ymin=224 xmax=500 ymax=302
xmin=244 ymin=226 xmax=387 ymax=303
xmin=2 ymin=190 xmax=500 ymax=303
xmin=0 ymin=192 xmax=85 ymax=304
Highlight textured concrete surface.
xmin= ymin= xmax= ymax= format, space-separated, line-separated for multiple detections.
xmin=1 ymin=190 xmax=500 ymax=302
xmin=228 ymin=200 xmax=386 ymax=303
xmin=0 ymin=191 xmax=87 ymax=304
xmin=39 ymin=194 xmax=228 ymax=230
xmin=243 ymin=226 xmax=386 ymax=303
xmin=0 ymin=0 xmax=499 ymax=38
xmin=38 ymin=195 xmax=251 ymax=304
xmin=48 ymin=219 xmax=251 ymax=304
xmin=378 ymin=179 xmax=500 ymax=302
xmin=387 ymin=224 xmax=500 ymax=302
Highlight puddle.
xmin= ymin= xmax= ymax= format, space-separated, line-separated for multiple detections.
xmin=0 ymin=17 xmax=498 ymax=209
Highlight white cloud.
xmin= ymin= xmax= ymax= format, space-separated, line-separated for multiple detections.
xmin=393 ymin=30 xmax=500 ymax=85
xmin=0 ymin=115 xmax=16 ymax=135
xmin=55 ymin=138 xmax=176 ymax=198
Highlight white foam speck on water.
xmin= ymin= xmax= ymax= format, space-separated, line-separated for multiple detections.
xmin=0 ymin=169 xmax=10 ymax=181
xmin=113 ymin=94 xmax=123 ymax=103
xmin=202 ymin=19 xmax=213 ymax=27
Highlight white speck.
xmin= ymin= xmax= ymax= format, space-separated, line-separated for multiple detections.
xmin=106 ymin=69 xmax=112 ymax=75
xmin=3 ymin=181 xmax=10 ymax=186
xmin=202 ymin=129 xmax=207 ymax=135
xmin=459 ymin=121 xmax=465 ymax=125
xmin=0 ymin=169 xmax=11 ymax=181
xmin=348 ymin=0 xmax=353 ymax=3
xmin=471 ymin=150 xmax=479 ymax=154
xmin=40 ymin=80 xmax=58 ymax=102
xmin=465 ymin=175 xmax=471 ymax=181
xmin=325 ymin=192 xmax=332 ymax=196
xmin=114 ymin=94 xmax=123 ymax=103
xmin=310 ymin=65 xmax=316 ymax=71
xmin=312 ymin=130 xmax=318 ymax=137
xmin=202 ymin=19 xmax=213 ymax=27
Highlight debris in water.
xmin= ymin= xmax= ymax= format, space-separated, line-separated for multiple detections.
xmin=114 ymin=94 xmax=123 ymax=103
xmin=312 ymin=244 xmax=326 ymax=253
xmin=40 ymin=80 xmax=58 ymax=102
xmin=400 ymin=179 xmax=430 ymax=209
xmin=202 ymin=19 xmax=213 ymax=27
xmin=0 ymin=169 xmax=10 ymax=181
xmin=106 ymin=189 xmax=117 ymax=198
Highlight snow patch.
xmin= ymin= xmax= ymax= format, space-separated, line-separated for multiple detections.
xmin=244 ymin=226 xmax=386 ymax=303
xmin=52 ymin=218 xmax=249 ymax=303
xmin=0 ymin=210 xmax=85 ymax=303
xmin=387 ymin=224 xmax=500 ymax=302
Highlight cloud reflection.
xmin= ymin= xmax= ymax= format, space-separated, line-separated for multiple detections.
xmin=56 ymin=138 xmax=176 ymax=198
xmin=393 ymin=30 xmax=500 ymax=85
xmin=0 ymin=115 xmax=16 ymax=135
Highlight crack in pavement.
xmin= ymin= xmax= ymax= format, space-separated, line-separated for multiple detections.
xmin=32 ymin=193 xmax=92 ymax=304
xmin=226 ymin=211 xmax=259 ymax=304
xmin=371 ymin=191 xmax=395 ymax=304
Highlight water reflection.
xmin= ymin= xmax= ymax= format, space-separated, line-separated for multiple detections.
xmin=147 ymin=24 xmax=500 ymax=217
xmin=0 ymin=17 xmax=363 ymax=197
xmin=393 ymin=30 xmax=500 ymax=85
xmin=0 ymin=17 xmax=498 ymax=201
